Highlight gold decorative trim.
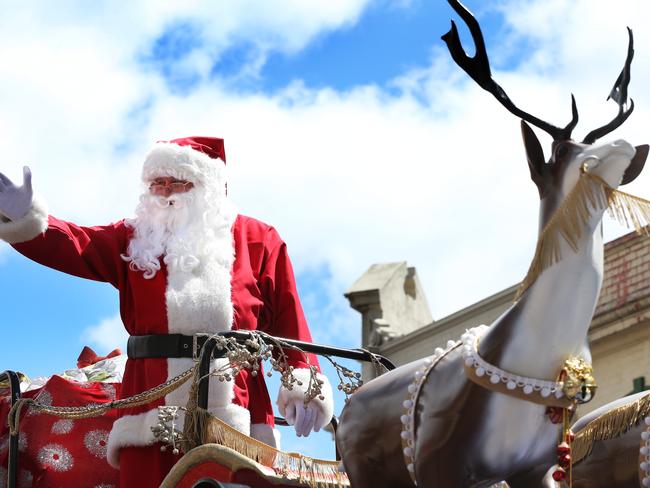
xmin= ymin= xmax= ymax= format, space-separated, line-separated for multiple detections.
xmin=160 ymin=442 xmax=349 ymax=487
xmin=180 ymin=410 xmax=348 ymax=488
xmin=572 ymin=392 xmax=650 ymax=465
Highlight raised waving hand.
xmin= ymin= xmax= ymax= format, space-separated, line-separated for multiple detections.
xmin=0 ymin=166 xmax=33 ymax=220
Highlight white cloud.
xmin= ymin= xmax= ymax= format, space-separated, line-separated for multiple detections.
xmin=2 ymin=0 xmax=650 ymax=329
xmin=81 ymin=314 xmax=129 ymax=354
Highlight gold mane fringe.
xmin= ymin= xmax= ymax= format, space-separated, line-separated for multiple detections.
xmin=515 ymin=171 xmax=650 ymax=300
xmin=572 ymin=392 xmax=650 ymax=465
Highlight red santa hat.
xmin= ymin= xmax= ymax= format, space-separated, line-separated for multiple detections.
xmin=142 ymin=136 xmax=227 ymax=188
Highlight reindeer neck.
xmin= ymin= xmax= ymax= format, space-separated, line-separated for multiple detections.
xmin=479 ymin=222 xmax=603 ymax=379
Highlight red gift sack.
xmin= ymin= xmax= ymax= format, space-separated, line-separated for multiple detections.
xmin=1 ymin=375 xmax=121 ymax=487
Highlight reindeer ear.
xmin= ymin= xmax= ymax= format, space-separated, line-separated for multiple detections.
xmin=621 ymin=144 xmax=648 ymax=185
xmin=521 ymin=120 xmax=545 ymax=185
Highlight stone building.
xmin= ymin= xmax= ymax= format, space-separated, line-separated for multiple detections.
xmin=345 ymin=230 xmax=650 ymax=413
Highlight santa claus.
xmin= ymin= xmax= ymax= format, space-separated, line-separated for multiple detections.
xmin=0 ymin=136 xmax=334 ymax=487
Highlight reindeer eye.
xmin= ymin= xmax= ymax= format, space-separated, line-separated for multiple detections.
xmin=555 ymin=144 xmax=569 ymax=159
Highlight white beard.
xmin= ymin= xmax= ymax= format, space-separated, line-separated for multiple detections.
xmin=121 ymin=186 xmax=237 ymax=279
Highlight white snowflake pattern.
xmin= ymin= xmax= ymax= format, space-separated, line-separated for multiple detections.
xmin=84 ymin=429 xmax=109 ymax=459
xmin=0 ymin=465 xmax=32 ymax=487
xmin=0 ymin=432 xmax=28 ymax=452
xmin=102 ymin=383 xmax=117 ymax=400
xmin=37 ymin=443 xmax=74 ymax=472
xmin=51 ymin=419 xmax=74 ymax=435
xmin=18 ymin=432 xmax=27 ymax=452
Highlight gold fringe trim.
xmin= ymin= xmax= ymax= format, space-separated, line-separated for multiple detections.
xmin=605 ymin=182 xmax=650 ymax=237
xmin=572 ymin=393 xmax=650 ymax=465
xmin=202 ymin=413 xmax=348 ymax=488
xmin=516 ymin=171 xmax=650 ymax=300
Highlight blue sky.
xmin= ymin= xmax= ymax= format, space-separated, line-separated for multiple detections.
xmin=2 ymin=0 xmax=650 ymax=461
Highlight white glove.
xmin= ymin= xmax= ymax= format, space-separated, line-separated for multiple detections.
xmin=277 ymin=369 xmax=334 ymax=438
xmin=0 ymin=166 xmax=33 ymax=221
xmin=283 ymin=399 xmax=326 ymax=437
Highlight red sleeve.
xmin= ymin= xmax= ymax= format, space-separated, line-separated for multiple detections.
xmin=11 ymin=215 xmax=127 ymax=288
xmin=258 ymin=227 xmax=321 ymax=372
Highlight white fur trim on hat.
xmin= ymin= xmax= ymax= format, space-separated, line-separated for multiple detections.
xmin=250 ymin=423 xmax=282 ymax=449
xmin=276 ymin=368 xmax=334 ymax=432
xmin=142 ymin=142 xmax=227 ymax=193
xmin=0 ymin=196 xmax=48 ymax=244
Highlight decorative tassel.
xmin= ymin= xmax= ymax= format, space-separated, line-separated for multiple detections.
xmin=552 ymin=408 xmax=575 ymax=485
xmin=182 ymin=366 xmax=210 ymax=452
xmin=516 ymin=169 xmax=650 ymax=300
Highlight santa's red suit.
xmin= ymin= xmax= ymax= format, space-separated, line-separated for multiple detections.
xmin=0 ymin=137 xmax=333 ymax=487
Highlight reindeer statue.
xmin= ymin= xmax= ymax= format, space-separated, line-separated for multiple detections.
xmin=336 ymin=1 xmax=648 ymax=486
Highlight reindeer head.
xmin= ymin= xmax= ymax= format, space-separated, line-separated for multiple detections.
xmin=442 ymin=0 xmax=648 ymax=228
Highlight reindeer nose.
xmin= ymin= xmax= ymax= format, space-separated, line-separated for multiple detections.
xmin=612 ymin=140 xmax=636 ymax=156
xmin=593 ymin=139 xmax=635 ymax=159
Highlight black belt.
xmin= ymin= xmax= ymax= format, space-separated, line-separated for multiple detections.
xmin=127 ymin=334 xmax=213 ymax=360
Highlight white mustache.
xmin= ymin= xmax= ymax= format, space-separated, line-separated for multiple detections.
xmin=150 ymin=193 xmax=195 ymax=209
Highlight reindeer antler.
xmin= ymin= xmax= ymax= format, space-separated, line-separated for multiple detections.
xmin=442 ymin=0 xmax=578 ymax=141
xmin=582 ymin=28 xmax=635 ymax=144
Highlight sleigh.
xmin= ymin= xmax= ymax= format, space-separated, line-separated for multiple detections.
xmin=1 ymin=332 xmax=396 ymax=488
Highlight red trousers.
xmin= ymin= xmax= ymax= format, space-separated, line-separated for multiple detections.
xmin=119 ymin=444 xmax=180 ymax=488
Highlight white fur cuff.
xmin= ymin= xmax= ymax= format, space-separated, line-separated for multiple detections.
xmin=276 ymin=368 xmax=334 ymax=431
xmin=0 ymin=196 xmax=48 ymax=244
xmin=208 ymin=403 xmax=251 ymax=436
xmin=106 ymin=409 xmax=159 ymax=468
xmin=106 ymin=403 xmax=250 ymax=468
xmin=250 ymin=423 xmax=281 ymax=449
